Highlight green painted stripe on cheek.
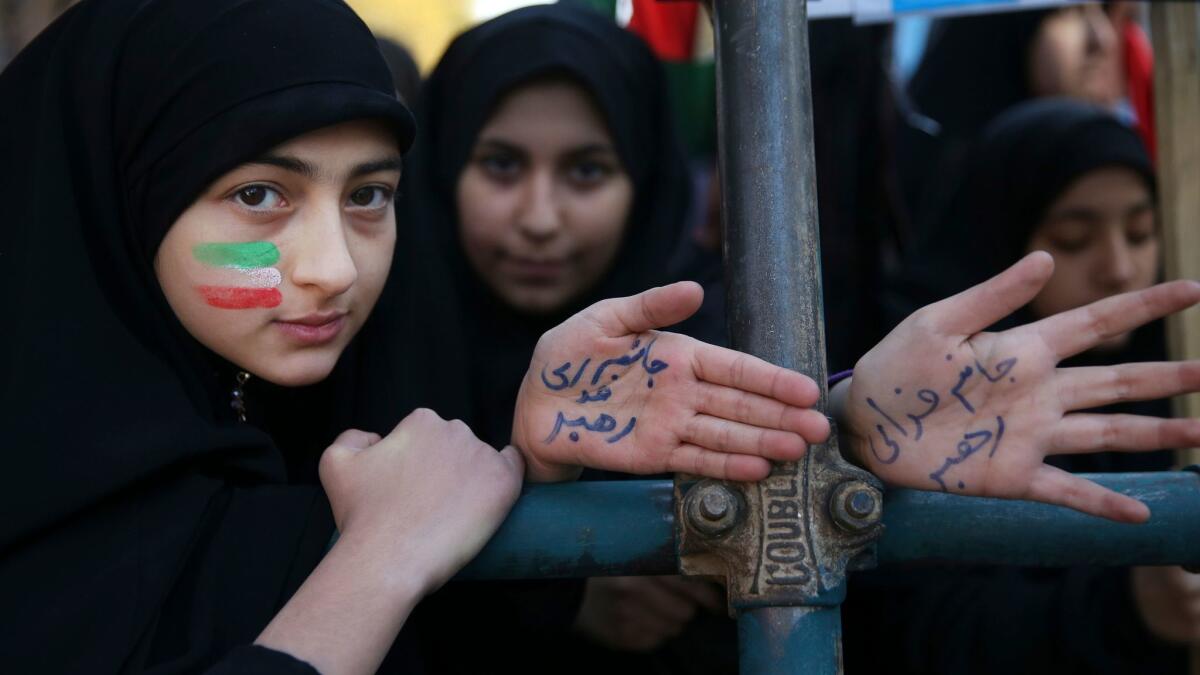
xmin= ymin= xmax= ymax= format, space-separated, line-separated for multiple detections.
xmin=192 ymin=241 xmax=280 ymax=269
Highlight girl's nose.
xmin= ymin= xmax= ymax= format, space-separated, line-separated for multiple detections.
xmin=289 ymin=207 xmax=358 ymax=297
xmin=515 ymin=171 xmax=564 ymax=241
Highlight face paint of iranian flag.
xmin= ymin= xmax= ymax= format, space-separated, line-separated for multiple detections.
xmin=192 ymin=241 xmax=283 ymax=309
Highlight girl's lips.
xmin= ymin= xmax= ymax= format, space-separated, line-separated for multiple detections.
xmin=274 ymin=314 xmax=346 ymax=345
xmin=504 ymin=257 xmax=567 ymax=282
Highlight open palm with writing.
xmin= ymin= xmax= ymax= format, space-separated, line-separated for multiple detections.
xmin=838 ymin=252 xmax=1200 ymax=522
xmin=513 ymin=282 xmax=831 ymax=482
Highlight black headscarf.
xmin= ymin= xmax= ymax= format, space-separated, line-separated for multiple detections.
xmin=898 ymin=9 xmax=1052 ymax=240
xmin=855 ymin=98 xmax=1183 ymax=675
xmin=892 ymin=97 xmax=1155 ymax=323
xmin=401 ymin=4 xmax=696 ymax=448
xmin=389 ymin=11 xmax=699 ymax=670
xmin=0 ymin=0 xmax=417 ymax=670
xmin=910 ymin=10 xmax=1052 ymax=140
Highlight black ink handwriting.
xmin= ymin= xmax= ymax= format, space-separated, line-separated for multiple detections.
xmin=950 ymin=365 xmax=976 ymax=413
xmin=929 ymin=416 xmax=1005 ymax=491
xmin=576 ymin=385 xmax=612 ymax=404
xmin=607 ymin=417 xmax=637 ymax=443
xmin=591 ymin=337 xmax=669 ymax=387
xmin=541 ymin=358 xmax=592 ymax=391
xmin=867 ymin=397 xmax=908 ymax=437
xmin=905 ymin=389 xmax=940 ymax=441
xmin=975 ymin=357 xmax=1017 ymax=383
xmin=870 ymin=424 xmax=902 ymax=464
xmin=544 ymin=412 xmax=618 ymax=443
xmin=544 ymin=411 xmax=637 ymax=444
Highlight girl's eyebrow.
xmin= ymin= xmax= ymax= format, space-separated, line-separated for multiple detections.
xmin=248 ymin=154 xmax=316 ymax=178
xmin=350 ymin=156 xmax=403 ymax=178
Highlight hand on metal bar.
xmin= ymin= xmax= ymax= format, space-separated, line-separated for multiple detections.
xmin=318 ymin=411 xmax=525 ymax=592
xmin=512 ymin=281 xmax=831 ymax=482
xmin=833 ymin=251 xmax=1200 ymax=523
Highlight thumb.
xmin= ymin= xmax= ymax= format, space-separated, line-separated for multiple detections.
xmin=499 ymin=445 xmax=527 ymax=481
xmin=591 ymin=282 xmax=705 ymax=337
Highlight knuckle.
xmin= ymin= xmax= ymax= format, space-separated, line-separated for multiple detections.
xmin=1100 ymin=420 xmax=1122 ymax=449
xmin=1111 ymin=368 xmax=1133 ymax=401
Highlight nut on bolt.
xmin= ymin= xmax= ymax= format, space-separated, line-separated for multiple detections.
xmin=830 ymin=481 xmax=882 ymax=533
xmin=685 ymin=480 xmax=742 ymax=537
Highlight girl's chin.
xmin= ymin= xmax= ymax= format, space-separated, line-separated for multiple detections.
xmin=239 ymin=357 xmax=340 ymax=388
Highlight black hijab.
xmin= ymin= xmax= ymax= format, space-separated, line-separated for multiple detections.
xmin=892 ymin=97 xmax=1155 ymax=322
xmin=898 ymin=9 xmax=1052 ymax=239
xmin=401 ymin=4 xmax=695 ymax=448
xmin=849 ymin=99 xmax=1181 ymax=675
xmin=909 ymin=9 xmax=1052 ymax=140
xmin=0 ymin=0 xmax=416 ymax=670
xmin=890 ymin=96 xmax=1168 ymax=458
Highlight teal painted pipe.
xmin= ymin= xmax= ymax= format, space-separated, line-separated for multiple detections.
xmin=876 ymin=471 xmax=1200 ymax=567
xmin=458 ymin=472 xmax=1200 ymax=581
xmin=457 ymin=479 xmax=676 ymax=580
xmin=738 ymin=606 xmax=842 ymax=675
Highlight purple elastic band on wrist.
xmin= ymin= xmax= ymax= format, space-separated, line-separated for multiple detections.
xmin=827 ymin=369 xmax=854 ymax=388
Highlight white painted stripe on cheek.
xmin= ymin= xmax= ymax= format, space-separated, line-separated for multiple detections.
xmin=240 ymin=267 xmax=282 ymax=288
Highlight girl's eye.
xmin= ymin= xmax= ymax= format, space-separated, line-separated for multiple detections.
xmin=232 ymin=185 xmax=285 ymax=210
xmin=567 ymin=160 xmax=613 ymax=186
xmin=348 ymin=186 xmax=392 ymax=210
xmin=479 ymin=153 xmax=521 ymax=180
xmin=1126 ymin=213 xmax=1157 ymax=246
xmin=1047 ymin=236 xmax=1089 ymax=254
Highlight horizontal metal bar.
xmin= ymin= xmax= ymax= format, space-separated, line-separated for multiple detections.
xmin=457 ymin=472 xmax=1200 ymax=580
xmin=456 ymin=479 xmax=677 ymax=580
xmin=876 ymin=471 xmax=1200 ymax=567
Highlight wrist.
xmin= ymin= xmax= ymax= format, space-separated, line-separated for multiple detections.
xmin=330 ymin=525 xmax=434 ymax=603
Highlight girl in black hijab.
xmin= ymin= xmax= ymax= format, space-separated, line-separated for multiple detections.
xmin=396 ymin=7 xmax=733 ymax=671
xmin=404 ymin=4 xmax=710 ymax=451
xmin=846 ymin=98 xmax=1188 ymax=674
xmin=0 ymin=1 xmax=526 ymax=672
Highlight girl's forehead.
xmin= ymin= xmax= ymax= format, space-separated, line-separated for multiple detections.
xmin=482 ymin=81 xmax=613 ymax=143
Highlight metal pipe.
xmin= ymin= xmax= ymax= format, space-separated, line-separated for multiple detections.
xmin=738 ymin=606 xmax=842 ymax=675
xmin=712 ymin=0 xmax=825 ymax=382
xmin=876 ymin=471 xmax=1200 ymax=567
xmin=456 ymin=479 xmax=676 ymax=580
xmin=707 ymin=1 xmax=856 ymax=669
xmin=457 ymin=473 xmax=1200 ymax=580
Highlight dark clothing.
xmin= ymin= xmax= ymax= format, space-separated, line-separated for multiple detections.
xmin=897 ymin=10 xmax=1050 ymax=243
xmin=890 ymin=99 xmax=1156 ymax=324
xmin=860 ymin=98 xmax=1186 ymax=675
xmin=398 ymin=7 xmax=717 ymax=672
xmin=0 ymin=0 xmax=417 ymax=672
xmin=404 ymin=4 xmax=699 ymax=449
xmin=809 ymin=19 xmax=904 ymax=373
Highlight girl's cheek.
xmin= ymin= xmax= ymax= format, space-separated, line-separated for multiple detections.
xmin=190 ymin=241 xmax=284 ymax=309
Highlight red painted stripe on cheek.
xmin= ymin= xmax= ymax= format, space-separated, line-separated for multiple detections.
xmin=197 ymin=286 xmax=282 ymax=309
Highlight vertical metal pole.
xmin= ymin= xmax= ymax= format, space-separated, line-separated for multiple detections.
xmin=713 ymin=0 xmax=825 ymax=380
xmin=739 ymin=607 xmax=842 ymax=675
xmin=708 ymin=0 xmax=841 ymax=672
